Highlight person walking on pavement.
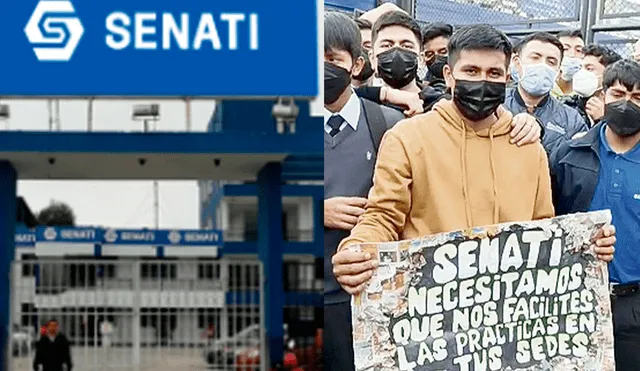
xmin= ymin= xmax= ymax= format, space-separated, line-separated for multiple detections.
xmin=33 ymin=319 xmax=73 ymax=371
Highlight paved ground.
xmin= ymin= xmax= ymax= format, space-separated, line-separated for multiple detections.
xmin=12 ymin=347 xmax=258 ymax=371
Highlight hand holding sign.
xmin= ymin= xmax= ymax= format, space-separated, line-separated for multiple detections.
xmin=332 ymin=250 xmax=378 ymax=295
xmin=594 ymin=225 xmax=616 ymax=262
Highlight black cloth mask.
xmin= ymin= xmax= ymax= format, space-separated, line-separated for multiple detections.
xmin=427 ymin=55 xmax=447 ymax=80
xmin=354 ymin=52 xmax=375 ymax=82
xmin=324 ymin=62 xmax=351 ymax=105
xmin=453 ymin=79 xmax=506 ymax=121
xmin=604 ymin=100 xmax=640 ymax=137
xmin=377 ymin=47 xmax=418 ymax=89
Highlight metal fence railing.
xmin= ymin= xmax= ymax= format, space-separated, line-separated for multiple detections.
xmin=11 ymin=259 xmax=264 ymax=371
xmin=328 ymin=0 xmax=640 ymax=58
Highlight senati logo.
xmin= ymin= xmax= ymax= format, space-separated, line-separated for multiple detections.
xmin=24 ymin=0 xmax=84 ymax=62
xmin=168 ymin=231 xmax=182 ymax=245
xmin=104 ymin=229 xmax=118 ymax=243
xmin=43 ymin=227 xmax=57 ymax=241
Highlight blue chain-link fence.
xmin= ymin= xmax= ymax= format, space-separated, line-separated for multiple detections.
xmin=326 ymin=0 xmax=640 ymax=57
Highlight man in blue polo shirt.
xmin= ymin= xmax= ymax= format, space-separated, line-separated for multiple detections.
xmin=551 ymin=59 xmax=640 ymax=370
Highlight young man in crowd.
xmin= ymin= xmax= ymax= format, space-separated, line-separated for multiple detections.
xmin=554 ymin=30 xmax=586 ymax=97
xmin=508 ymin=38 xmax=523 ymax=87
xmin=357 ymin=11 xmax=542 ymax=145
xmin=355 ymin=18 xmax=373 ymax=52
xmin=503 ymin=32 xmax=588 ymax=155
xmin=370 ymin=11 xmax=424 ymax=94
xmin=420 ymin=22 xmax=453 ymax=87
xmin=551 ymin=59 xmax=639 ymax=371
xmin=352 ymin=19 xmax=376 ymax=87
xmin=323 ymin=11 xmax=405 ymax=371
xmin=331 ymin=24 xmax=615 ymax=296
xmin=563 ymin=44 xmax=622 ymax=128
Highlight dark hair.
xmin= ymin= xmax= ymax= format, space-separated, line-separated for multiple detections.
xmin=325 ymin=11 xmax=362 ymax=60
xmin=512 ymin=38 xmax=524 ymax=54
xmin=603 ymin=59 xmax=640 ymax=91
xmin=422 ymin=22 xmax=453 ymax=45
xmin=447 ymin=24 xmax=512 ymax=67
xmin=519 ymin=32 xmax=564 ymax=60
xmin=556 ymin=30 xmax=584 ymax=40
xmin=583 ymin=44 xmax=622 ymax=67
xmin=372 ymin=11 xmax=422 ymax=49
xmin=47 ymin=319 xmax=58 ymax=324
xmin=355 ymin=18 xmax=372 ymax=31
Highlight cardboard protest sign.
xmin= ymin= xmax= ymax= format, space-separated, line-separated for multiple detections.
xmin=351 ymin=211 xmax=614 ymax=371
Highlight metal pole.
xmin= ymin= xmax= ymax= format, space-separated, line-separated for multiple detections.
xmin=143 ymin=119 xmax=160 ymax=229
xmin=396 ymin=0 xmax=415 ymax=17
xmin=54 ymin=99 xmax=60 ymax=131
xmin=47 ymin=99 xmax=53 ymax=131
xmin=87 ymin=98 xmax=94 ymax=132
xmin=153 ymin=181 xmax=159 ymax=229
xmin=585 ymin=0 xmax=599 ymax=44
xmin=185 ymin=98 xmax=192 ymax=132
xmin=132 ymin=261 xmax=141 ymax=371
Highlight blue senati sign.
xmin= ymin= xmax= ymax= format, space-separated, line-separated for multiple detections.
xmin=103 ymin=228 xmax=223 ymax=246
xmin=15 ymin=227 xmax=36 ymax=248
xmin=157 ymin=230 xmax=223 ymax=246
xmin=36 ymin=226 xmax=102 ymax=243
xmin=0 ymin=0 xmax=318 ymax=97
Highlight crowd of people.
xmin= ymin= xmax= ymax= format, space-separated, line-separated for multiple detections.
xmin=324 ymin=3 xmax=638 ymax=371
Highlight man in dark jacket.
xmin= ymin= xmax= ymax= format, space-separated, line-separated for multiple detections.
xmin=551 ymin=59 xmax=639 ymax=371
xmin=33 ymin=319 xmax=73 ymax=371
xmin=503 ymin=32 xmax=588 ymax=155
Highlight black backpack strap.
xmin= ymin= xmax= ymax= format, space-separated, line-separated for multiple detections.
xmin=361 ymin=98 xmax=389 ymax=153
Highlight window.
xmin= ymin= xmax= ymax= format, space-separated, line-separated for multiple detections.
xmin=96 ymin=263 xmax=116 ymax=279
xmin=283 ymin=262 xmax=315 ymax=292
xmin=198 ymin=261 xmax=220 ymax=280
xmin=68 ymin=263 xmax=97 ymax=288
xmin=21 ymin=254 xmax=36 ymax=277
xmin=141 ymin=259 xmax=177 ymax=279
xmin=229 ymin=264 xmax=260 ymax=289
xmin=20 ymin=303 xmax=37 ymax=328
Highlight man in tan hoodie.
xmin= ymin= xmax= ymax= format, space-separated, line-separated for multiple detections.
xmin=333 ymin=24 xmax=617 ymax=295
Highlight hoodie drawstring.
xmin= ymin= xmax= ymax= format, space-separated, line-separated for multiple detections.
xmin=489 ymin=129 xmax=500 ymax=224
xmin=460 ymin=123 xmax=473 ymax=228
xmin=461 ymin=123 xmax=501 ymax=228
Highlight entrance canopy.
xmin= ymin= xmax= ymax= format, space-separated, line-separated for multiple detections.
xmin=0 ymin=131 xmax=317 ymax=180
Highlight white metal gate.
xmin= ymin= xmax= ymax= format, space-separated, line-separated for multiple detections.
xmin=10 ymin=259 xmax=265 ymax=371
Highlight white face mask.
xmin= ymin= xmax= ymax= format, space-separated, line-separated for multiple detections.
xmin=561 ymin=57 xmax=583 ymax=81
xmin=519 ymin=63 xmax=559 ymax=97
xmin=572 ymin=69 xmax=600 ymax=97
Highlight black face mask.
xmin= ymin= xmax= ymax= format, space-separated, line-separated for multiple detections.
xmin=453 ymin=79 xmax=506 ymax=121
xmin=377 ymin=48 xmax=418 ymax=89
xmin=604 ymin=100 xmax=640 ymax=137
xmin=427 ymin=55 xmax=447 ymax=80
xmin=324 ymin=62 xmax=351 ymax=105
xmin=354 ymin=52 xmax=375 ymax=82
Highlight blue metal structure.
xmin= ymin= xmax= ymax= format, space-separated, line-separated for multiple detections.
xmin=0 ymin=163 xmax=17 ymax=370
xmin=202 ymin=183 xmax=323 ymax=256
xmin=0 ymin=100 xmax=322 ymax=369
xmin=199 ymin=99 xmax=323 ymax=365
